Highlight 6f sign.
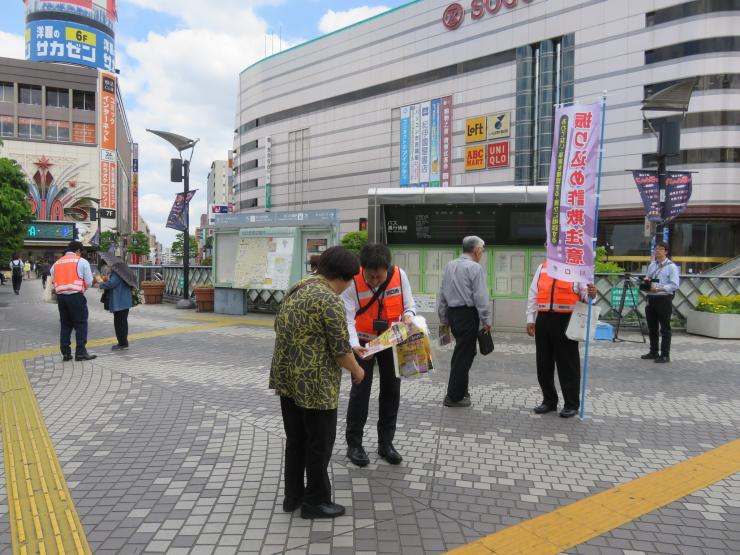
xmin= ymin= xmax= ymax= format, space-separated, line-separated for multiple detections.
xmin=443 ymin=0 xmax=533 ymax=30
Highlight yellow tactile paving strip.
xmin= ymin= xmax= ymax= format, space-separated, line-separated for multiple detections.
xmin=0 ymin=315 xmax=270 ymax=555
xmin=448 ymin=439 xmax=740 ymax=555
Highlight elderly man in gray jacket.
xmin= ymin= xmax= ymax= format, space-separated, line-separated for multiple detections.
xmin=437 ymin=236 xmax=491 ymax=407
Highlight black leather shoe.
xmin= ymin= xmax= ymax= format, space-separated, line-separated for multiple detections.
xmin=74 ymin=353 xmax=97 ymax=361
xmin=641 ymin=351 xmax=658 ymax=360
xmin=443 ymin=395 xmax=471 ymax=408
xmin=300 ymin=502 xmax=345 ymax=519
xmin=533 ymin=404 xmax=557 ymax=414
xmin=654 ymin=355 xmax=670 ymax=363
xmin=378 ymin=444 xmax=402 ymax=465
xmin=282 ymin=496 xmax=303 ymax=512
xmin=347 ymin=446 xmax=369 ymax=467
xmin=559 ymin=408 xmax=578 ymax=418
xmin=111 ymin=344 xmax=129 ymax=351
xmin=62 ymin=354 xmax=73 ymax=361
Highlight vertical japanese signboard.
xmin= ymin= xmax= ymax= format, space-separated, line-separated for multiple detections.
xmin=400 ymin=96 xmax=453 ymax=187
xmin=664 ymin=171 xmax=692 ymax=221
xmin=132 ymin=142 xmax=139 ymax=231
xmin=99 ymin=72 xmax=117 ymax=212
xmin=399 ymin=106 xmax=410 ymax=186
xmin=545 ymin=101 xmax=604 ymax=282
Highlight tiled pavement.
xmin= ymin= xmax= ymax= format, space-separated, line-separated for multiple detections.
xmin=0 ymin=279 xmax=738 ymax=554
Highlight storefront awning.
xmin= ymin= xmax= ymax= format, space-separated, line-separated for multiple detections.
xmin=367 ymin=186 xmax=549 ymax=206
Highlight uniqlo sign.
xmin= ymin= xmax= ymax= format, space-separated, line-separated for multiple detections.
xmin=487 ymin=141 xmax=509 ymax=168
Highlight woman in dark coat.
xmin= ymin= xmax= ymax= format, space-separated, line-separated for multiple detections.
xmin=96 ymin=261 xmax=134 ymax=350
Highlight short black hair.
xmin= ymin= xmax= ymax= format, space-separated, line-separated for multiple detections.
xmin=67 ymin=240 xmax=84 ymax=252
xmin=654 ymin=241 xmax=669 ymax=252
xmin=317 ymin=246 xmax=360 ymax=281
xmin=359 ymin=243 xmax=392 ymax=270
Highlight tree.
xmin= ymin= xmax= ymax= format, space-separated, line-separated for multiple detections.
xmin=595 ymin=245 xmax=625 ymax=274
xmin=171 ymin=232 xmax=197 ymax=262
xmin=341 ymin=230 xmax=368 ymax=257
xmin=100 ymin=231 xmax=116 ymax=252
xmin=0 ymin=157 xmax=34 ymax=263
xmin=128 ymin=231 xmax=150 ymax=257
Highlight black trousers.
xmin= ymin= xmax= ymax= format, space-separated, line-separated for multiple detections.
xmin=535 ymin=311 xmax=581 ymax=410
xmin=346 ymin=347 xmax=400 ymax=448
xmin=280 ymin=396 xmax=337 ymax=506
xmin=447 ymin=307 xmax=480 ymax=402
xmin=41 ymin=275 xmax=48 ymax=289
xmin=114 ymin=309 xmax=129 ymax=346
xmin=57 ymin=293 xmax=89 ymax=357
xmin=646 ymin=295 xmax=673 ymax=356
xmin=12 ymin=275 xmax=22 ymax=293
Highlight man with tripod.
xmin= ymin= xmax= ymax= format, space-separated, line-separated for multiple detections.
xmin=641 ymin=241 xmax=679 ymax=364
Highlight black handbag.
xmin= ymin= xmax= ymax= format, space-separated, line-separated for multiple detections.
xmin=478 ymin=329 xmax=494 ymax=355
xmin=100 ymin=289 xmax=110 ymax=311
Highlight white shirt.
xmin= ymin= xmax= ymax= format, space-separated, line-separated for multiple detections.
xmin=341 ymin=267 xmax=417 ymax=348
xmin=526 ymin=264 xmax=591 ymax=324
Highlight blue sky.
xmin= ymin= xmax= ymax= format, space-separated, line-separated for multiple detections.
xmin=0 ymin=0 xmax=410 ymax=247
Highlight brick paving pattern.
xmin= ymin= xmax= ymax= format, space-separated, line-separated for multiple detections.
xmin=0 ymin=279 xmax=738 ymax=554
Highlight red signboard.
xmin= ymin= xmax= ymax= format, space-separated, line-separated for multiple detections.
xmin=444 ymin=0 xmax=533 ymax=29
xmin=487 ymin=141 xmax=509 ymax=168
xmin=99 ymin=71 xmax=117 ymax=210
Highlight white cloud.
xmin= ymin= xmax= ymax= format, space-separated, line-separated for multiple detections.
xmin=116 ymin=0 xmax=289 ymax=247
xmin=0 ymin=31 xmax=24 ymax=59
xmin=318 ymin=5 xmax=390 ymax=34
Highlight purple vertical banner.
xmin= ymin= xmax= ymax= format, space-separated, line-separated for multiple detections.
xmin=545 ymin=102 xmax=603 ymax=282
xmin=166 ymin=190 xmax=198 ymax=232
xmin=631 ymin=170 xmax=661 ymax=222
xmin=664 ymin=171 xmax=692 ymax=220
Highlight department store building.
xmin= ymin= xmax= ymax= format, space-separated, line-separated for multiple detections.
xmin=233 ymin=0 xmax=739 ymax=301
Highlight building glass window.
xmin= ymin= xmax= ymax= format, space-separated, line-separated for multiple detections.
xmin=46 ymin=87 xmax=69 ymax=108
xmin=645 ymin=73 xmax=740 ymax=98
xmin=515 ymin=34 xmax=574 ymax=187
xmin=46 ymin=120 xmax=71 ymax=142
xmin=18 ymin=117 xmax=43 ymax=139
xmin=18 ymin=84 xmax=42 ymax=105
xmin=73 ymin=90 xmax=96 ymax=110
xmin=671 ymin=220 xmax=740 ymax=259
xmin=643 ymin=148 xmax=739 ymax=166
xmin=645 ymin=37 xmax=740 ymax=65
xmin=0 ymin=115 xmax=14 ymax=137
xmin=72 ymin=122 xmax=96 ymax=144
xmin=646 ymin=0 xmax=740 ymax=27
xmin=240 ymin=198 xmax=258 ymax=209
xmin=0 ymin=82 xmax=13 ymax=103
xmin=643 ymin=110 xmax=740 ymax=133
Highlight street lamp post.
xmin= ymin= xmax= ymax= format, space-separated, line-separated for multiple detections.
xmin=146 ymin=129 xmax=199 ymax=309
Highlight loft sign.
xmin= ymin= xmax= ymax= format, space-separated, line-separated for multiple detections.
xmin=442 ymin=0 xmax=533 ymax=30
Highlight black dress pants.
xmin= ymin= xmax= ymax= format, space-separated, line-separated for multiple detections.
xmin=280 ymin=396 xmax=337 ymax=506
xmin=12 ymin=275 xmax=22 ymax=293
xmin=646 ymin=295 xmax=673 ymax=356
xmin=535 ymin=311 xmax=581 ymax=410
xmin=446 ymin=307 xmax=480 ymax=402
xmin=57 ymin=293 xmax=89 ymax=357
xmin=114 ymin=309 xmax=129 ymax=346
xmin=346 ymin=347 xmax=400 ymax=449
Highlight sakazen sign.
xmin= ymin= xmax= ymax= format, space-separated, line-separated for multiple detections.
xmin=442 ymin=0 xmax=533 ymax=30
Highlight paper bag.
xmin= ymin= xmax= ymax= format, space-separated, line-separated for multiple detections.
xmin=565 ymin=302 xmax=601 ymax=342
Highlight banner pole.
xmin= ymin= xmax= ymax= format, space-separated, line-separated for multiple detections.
xmin=580 ymin=94 xmax=608 ymax=420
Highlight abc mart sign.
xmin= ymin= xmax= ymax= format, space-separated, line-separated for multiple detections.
xmin=442 ymin=0 xmax=533 ymax=30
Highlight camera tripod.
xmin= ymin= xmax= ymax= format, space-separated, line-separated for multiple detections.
xmin=613 ymin=275 xmax=647 ymax=343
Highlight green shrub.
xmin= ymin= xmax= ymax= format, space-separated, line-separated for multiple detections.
xmin=694 ymin=295 xmax=740 ymax=314
xmin=341 ymin=230 xmax=368 ymax=257
xmin=595 ymin=246 xmax=624 ymax=273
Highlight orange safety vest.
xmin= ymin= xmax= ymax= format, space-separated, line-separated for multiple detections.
xmin=354 ymin=266 xmax=405 ymax=342
xmin=536 ymin=262 xmax=579 ymax=313
xmin=53 ymin=253 xmax=86 ymax=294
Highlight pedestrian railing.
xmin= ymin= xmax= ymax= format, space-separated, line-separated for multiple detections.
xmin=129 ymin=265 xmax=213 ymax=298
xmin=593 ymin=273 xmax=740 ymax=328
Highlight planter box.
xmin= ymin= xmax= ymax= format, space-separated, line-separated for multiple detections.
xmin=686 ymin=309 xmax=740 ymax=339
xmin=141 ymin=282 xmax=165 ymax=305
xmin=194 ymin=288 xmax=214 ymax=312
